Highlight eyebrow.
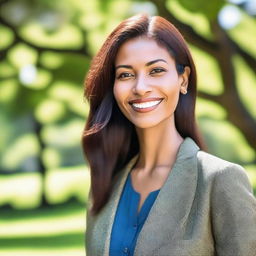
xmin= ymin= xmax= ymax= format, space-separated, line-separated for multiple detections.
xmin=115 ymin=59 xmax=167 ymax=70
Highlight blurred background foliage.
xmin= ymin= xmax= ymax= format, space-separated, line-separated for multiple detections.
xmin=0 ymin=0 xmax=255 ymax=255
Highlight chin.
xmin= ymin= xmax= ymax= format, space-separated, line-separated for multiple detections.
xmin=129 ymin=118 xmax=163 ymax=129
xmin=127 ymin=113 xmax=175 ymax=130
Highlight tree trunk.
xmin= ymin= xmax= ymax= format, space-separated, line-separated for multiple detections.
xmin=30 ymin=113 xmax=49 ymax=207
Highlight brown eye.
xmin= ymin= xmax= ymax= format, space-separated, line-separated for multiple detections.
xmin=117 ymin=72 xmax=134 ymax=80
xmin=150 ymin=68 xmax=166 ymax=75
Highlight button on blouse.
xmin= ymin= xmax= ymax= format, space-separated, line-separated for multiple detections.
xmin=109 ymin=172 xmax=160 ymax=256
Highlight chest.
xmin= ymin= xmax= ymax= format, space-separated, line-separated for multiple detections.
xmin=130 ymin=168 xmax=170 ymax=212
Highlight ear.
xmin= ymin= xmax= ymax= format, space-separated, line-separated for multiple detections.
xmin=180 ymin=66 xmax=190 ymax=95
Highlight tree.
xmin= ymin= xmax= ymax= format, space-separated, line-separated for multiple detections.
xmin=149 ymin=0 xmax=256 ymax=151
xmin=0 ymin=0 xmax=255 ymax=208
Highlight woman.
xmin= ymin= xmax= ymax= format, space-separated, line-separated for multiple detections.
xmin=82 ymin=14 xmax=256 ymax=256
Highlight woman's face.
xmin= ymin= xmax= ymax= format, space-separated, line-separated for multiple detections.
xmin=113 ymin=36 xmax=190 ymax=129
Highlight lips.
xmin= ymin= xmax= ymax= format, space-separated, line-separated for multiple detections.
xmin=128 ymin=97 xmax=163 ymax=112
xmin=128 ymin=97 xmax=163 ymax=104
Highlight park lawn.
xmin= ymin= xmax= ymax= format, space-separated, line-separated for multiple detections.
xmin=0 ymin=165 xmax=255 ymax=256
xmin=0 ymin=166 xmax=89 ymax=256
xmin=0 ymin=200 xmax=86 ymax=256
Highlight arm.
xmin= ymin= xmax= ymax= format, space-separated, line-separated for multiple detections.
xmin=211 ymin=164 xmax=256 ymax=256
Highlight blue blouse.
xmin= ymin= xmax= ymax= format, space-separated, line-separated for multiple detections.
xmin=109 ymin=172 xmax=160 ymax=256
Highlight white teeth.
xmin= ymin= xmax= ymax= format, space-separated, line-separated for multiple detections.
xmin=132 ymin=100 xmax=162 ymax=109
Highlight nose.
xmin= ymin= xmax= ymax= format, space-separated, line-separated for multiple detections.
xmin=132 ymin=74 xmax=152 ymax=96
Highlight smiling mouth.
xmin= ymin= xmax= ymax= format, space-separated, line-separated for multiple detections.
xmin=129 ymin=99 xmax=163 ymax=112
xmin=131 ymin=100 xmax=162 ymax=109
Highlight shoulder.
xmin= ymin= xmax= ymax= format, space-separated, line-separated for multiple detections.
xmin=197 ymin=150 xmax=253 ymax=192
xmin=197 ymin=150 xmax=242 ymax=174
xmin=199 ymin=154 xmax=256 ymax=254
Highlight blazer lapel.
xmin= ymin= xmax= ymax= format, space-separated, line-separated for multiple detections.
xmin=96 ymin=155 xmax=139 ymax=255
xmin=93 ymin=137 xmax=199 ymax=255
xmin=134 ymin=137 xmax=200 ymax=255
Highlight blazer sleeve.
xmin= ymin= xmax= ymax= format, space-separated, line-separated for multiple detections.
xmin=85 ymin=188 xmax=92 ymax=255
xmin=211 ymin=164 xmax=256 ymax=256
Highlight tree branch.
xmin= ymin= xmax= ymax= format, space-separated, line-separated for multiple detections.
xmin=230 ymin=37 xmax=256 ymax=72
xmin=151 ymin=0 xmax=256 ymax=151
xmin=209 ymin=21 xmax=256 ymax=150
xmin=0 ymin=16 xmax=91 ymax=59
xmin=0 ymin=0 xmax=9 ymax=6
xmin=150 ymin=0 xmax=219 ymax=56
xmin=197 ymin=91 xmax=222 ymax=103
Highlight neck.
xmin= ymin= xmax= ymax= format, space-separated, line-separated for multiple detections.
xmin=134 ymin=118 xmax=184 ymax=175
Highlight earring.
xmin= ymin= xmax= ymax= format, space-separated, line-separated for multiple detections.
xmin=181 ymin=88 xmax=187 ymax=95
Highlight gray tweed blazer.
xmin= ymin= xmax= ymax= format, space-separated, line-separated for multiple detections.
xmin=85 ymin=137 xmax=256 ymax=256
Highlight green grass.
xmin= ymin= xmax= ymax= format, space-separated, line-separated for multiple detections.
xmin=0 ymin=164 xmax=255 ymax=256
xmin=0 ymin=201 xmax=86 ymax=256
xmin=0 ymin=166 xmax=90 ymax=209
xmin=0 ymin=167 xmax=89 ymax=256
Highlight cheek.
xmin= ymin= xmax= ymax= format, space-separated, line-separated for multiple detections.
xmin=113 ymin=84 xmax=131 ymax=119
xmin=162 ymin=81 xmax=181 ymax=109
xmin=113 ymin=84 xmax=129 ymax=116
xmin=113 ymin=83 xmax=122 ymax=104
xmin=113 ymin=83 xmax=129 ymax=104
xmin=168 ymin=85 xmax=181 ymax=101
xmin=161 ymin=77 xmax=180 ymax=97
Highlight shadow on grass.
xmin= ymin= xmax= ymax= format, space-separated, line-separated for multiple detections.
xmin=0 ymin=232 xmax=85 ymax=249
xmin=0 ymin=199 xmax=88 ymax=221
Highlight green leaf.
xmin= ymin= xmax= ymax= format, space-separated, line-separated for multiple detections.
xmin=177 ymin=0 xmax=224 ymax=20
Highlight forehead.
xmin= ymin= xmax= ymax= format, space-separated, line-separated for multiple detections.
xmin=115 ymin=36 xmax=174 ymax=65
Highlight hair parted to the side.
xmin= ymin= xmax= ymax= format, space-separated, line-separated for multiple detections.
xmin=82 ymin=13 xmax=205 ymax=216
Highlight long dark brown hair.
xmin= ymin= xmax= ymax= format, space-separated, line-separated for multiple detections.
xmin=82 ymin=13 xmax=205 ymax=216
